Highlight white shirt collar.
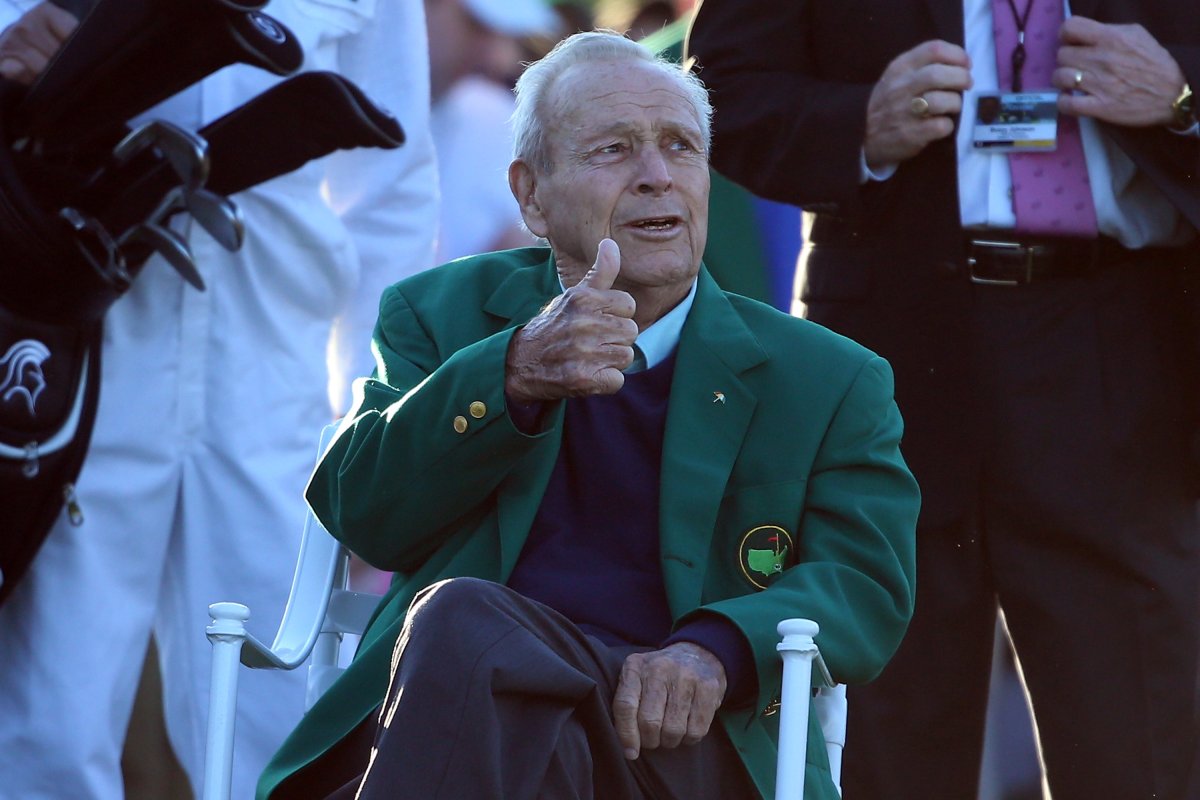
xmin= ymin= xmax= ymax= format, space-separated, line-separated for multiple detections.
xmin=634 ymin=279 xmax=697 ymax=369
xmin=555 ymin=269 xmax=698 ymax=370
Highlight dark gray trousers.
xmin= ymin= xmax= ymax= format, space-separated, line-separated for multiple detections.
xmin=327 ymin=578 xmax=758 ymax=800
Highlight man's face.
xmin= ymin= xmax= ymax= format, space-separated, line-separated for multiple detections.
xmin=514 ymin=59 xmax=709 ymax=296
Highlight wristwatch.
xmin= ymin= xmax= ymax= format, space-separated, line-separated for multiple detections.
xmin=1170 ymin=83 xmax=1195 ymax=130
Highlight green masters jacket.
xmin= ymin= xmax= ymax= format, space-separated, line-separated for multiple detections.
xmin=258 ymin=247 xmax=919 ymax=800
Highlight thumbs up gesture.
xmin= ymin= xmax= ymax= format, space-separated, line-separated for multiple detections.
xmin=505 ymin=239 xmax=639 ymax=403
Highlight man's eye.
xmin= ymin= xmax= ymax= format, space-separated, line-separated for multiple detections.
xmin=669 ymin=139 xmax=694 ymax=152
xmin=598 ymin=143 xmax=624 ymax=154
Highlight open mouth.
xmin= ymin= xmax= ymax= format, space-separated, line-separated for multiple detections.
xmin=630 ymin=216 xmax=681 ymax=231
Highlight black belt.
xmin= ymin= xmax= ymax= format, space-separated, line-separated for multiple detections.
xmin=965 ymin=235 xmax=1134 ymax=286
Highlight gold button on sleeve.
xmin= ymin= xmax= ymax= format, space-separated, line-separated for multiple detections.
xmin=469 ymin=401 xmax=487 ymax=419
xmin=453 ymin=416 xmax=468 ymax=434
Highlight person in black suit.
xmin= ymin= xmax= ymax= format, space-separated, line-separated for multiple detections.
xmin=688 ymin=2 xmax=1199 ymax=798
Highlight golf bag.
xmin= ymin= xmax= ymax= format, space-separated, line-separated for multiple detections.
xmin=0 ymin=79 xmax=108 ymax=606
xmin=0 ymin=0 xmax=403 ymax=606
xmin=0 ymin=312 xmax=100 ymax=606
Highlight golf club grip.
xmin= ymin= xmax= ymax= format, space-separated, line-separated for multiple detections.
xmin=11 ymin=5 xmax=301 ymax=146
xmin=325 ymin=73 xmax=406 ymax=148
xmin=200 ymin=72 xmax=405 ymax=197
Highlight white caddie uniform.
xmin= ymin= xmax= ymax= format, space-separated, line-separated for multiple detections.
xmin=0 ymin=0 xmax=437 ymax=797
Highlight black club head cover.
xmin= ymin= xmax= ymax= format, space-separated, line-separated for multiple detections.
xmin=12 ymin=0 xmax=301 ymax=150
xmin=200 ymin=71 xmax=405 ymax=197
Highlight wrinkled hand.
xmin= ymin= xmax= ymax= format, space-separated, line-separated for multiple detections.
xmin=864 ymin=40 xmax=972 ymax=171
xmin=505 ymin=238 xmax=637 ymax=403
xmin=1054 ymin=17 xmax=1186 ymax=127
xmin=0 ymin=1 xmax=77 ymax=85
xmin=612 ymin=642 xmax=726 ymax=760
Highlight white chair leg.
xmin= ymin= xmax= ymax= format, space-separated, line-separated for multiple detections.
xmin=203 ymin=602 xmax=251 ymax=800
xmin=776 ymin=618 xmax=820 ymax=800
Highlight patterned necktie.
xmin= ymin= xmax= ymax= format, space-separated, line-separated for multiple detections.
xmin=993 ymin=0 xmax=1098 ymax=236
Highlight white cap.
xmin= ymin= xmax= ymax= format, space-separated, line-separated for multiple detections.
xmin=461 ymin=0 xmax=559 ymax=37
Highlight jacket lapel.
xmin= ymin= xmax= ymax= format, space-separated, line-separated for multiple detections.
xmin=482 ymin=250 xmax=561 ymax=324
xmin=1067 ymin=0 xmax=1100 ymax=18
xmin=481 ymin=253 xmax=569 ymax=578
xmin=659 ymin=269 xmax=767 ymax=618
xmin=922 ymin=0 xmax=965 ymax=45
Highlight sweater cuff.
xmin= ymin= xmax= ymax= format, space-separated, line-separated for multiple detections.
xmin=505 ymin=393 xmax=547 ymax=434
xmin=664 ymin=614 xmax=757 ymax=707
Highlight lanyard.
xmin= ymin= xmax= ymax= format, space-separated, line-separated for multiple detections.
xmin=1004 ymin=0 xmax=1036 ymax=91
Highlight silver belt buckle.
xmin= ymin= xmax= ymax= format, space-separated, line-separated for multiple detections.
xmin=967 ymin=239 xmax=1039 ymax=286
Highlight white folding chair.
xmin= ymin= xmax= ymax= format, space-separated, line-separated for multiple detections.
xmin=775 ymin=619 xmax=847 ymax=798
xmin=202 ymin=425 xmax=382 ymax=800
xmin=201 ymin=430 xmax=846 ymax=800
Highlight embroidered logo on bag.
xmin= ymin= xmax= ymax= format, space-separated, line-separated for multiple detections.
xmin=737 ymin=525 xmax=794 ymax=590
xmin=0 ymin=339 xmax=50 ymax=416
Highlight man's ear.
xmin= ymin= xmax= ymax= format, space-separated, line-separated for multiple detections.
xmin=509 ymin=159 xmax=549 ymax=239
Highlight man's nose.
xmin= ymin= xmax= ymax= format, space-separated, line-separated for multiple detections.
xmin=635 ymin=147 xmax=672 ymax=194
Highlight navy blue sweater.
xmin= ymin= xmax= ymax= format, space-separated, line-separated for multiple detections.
xmin=507 ymin=353 xmax=753 ymax=701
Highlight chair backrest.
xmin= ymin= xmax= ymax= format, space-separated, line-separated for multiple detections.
xmin=244 ymin=423 xmax=381 ymax=707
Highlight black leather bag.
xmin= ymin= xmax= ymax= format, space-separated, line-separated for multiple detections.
xmin=0 ymin=75 xmax=112 ymax=604
xmin=0 ymin=310 xmax=100 ymax=605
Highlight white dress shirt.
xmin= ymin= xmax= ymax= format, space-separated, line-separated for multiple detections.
xmin=632 ymin=278 xmax=697 ymax=369
xmin=864 ymin=0 xmax=1196 ymax=246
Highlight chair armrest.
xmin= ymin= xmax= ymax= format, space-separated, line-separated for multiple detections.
xmin=323 ymin=589 xmax=382 ymax=635
xmin=776 ymin=618 xmax=844 ymax=800
xmin=239 ymin=630 xmax=308 ymax=670
xmin=235 ymin=508 xmax=341 ymax=670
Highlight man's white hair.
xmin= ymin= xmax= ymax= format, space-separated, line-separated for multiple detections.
xmin=511 ymin=29 xmax=713 ymax=171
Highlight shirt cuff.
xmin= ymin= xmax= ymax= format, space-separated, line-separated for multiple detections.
xmin=664 ymin=614 xmax=757 ymax=707
xmin=859 ymin=148 xmax=898 ymax=184
xmin=1167 ymin=120 xmax=1200 ymax=138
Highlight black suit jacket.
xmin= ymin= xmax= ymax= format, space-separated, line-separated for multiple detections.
xmin=688 ymin=0 xmax=1200 ymax=524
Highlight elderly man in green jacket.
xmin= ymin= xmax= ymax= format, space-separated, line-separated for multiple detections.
xmin=258 ymin=29 xmax=919 ymax=800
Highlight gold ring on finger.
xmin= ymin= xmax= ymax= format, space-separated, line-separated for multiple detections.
xmin=909 ymin=96 xmax=931 ymax=118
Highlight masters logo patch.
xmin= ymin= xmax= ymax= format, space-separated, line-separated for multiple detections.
xmin=738 ymin=525 xmax=794 ymax=590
